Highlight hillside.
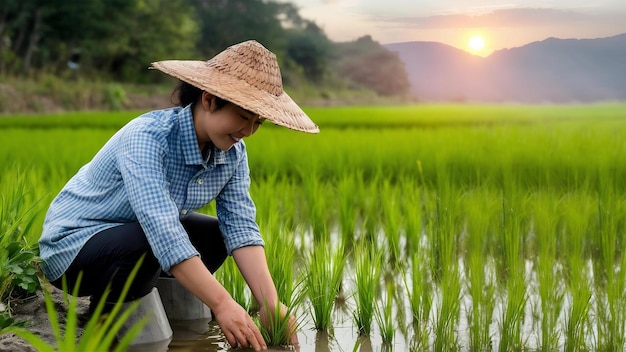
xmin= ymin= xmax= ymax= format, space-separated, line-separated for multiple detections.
xmin=386 ymin=33 xmax=626 ymax=103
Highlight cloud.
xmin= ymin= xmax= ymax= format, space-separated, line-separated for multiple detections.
xmin=374 ymin=7 xmax=623 ymax=30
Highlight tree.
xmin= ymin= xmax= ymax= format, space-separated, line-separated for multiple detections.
xmin=187 ymin=0 xmax=295 ymax=58
xmin=332 ymin=36 xmax=411 ymax=96
xmin=0 ymin=0 xmax=198 ymax=79
xmin=285 ymin=22 xmax=331 ymax=83
xmin=96 ymin=0 xmax=200 ymax=82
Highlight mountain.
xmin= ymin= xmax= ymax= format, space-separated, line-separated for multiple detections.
xmin=385 ymin=34 xmax=626 ymax=103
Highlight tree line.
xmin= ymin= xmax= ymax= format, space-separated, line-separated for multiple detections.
xmin=0 ymin=0 xmax=410 ymax=97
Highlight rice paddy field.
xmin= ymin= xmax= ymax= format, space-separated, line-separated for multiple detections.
xmin=2 ymin=103 xmax=626 ymax=351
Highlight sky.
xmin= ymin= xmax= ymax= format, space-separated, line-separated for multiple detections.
xmin=288 ymin=0 xmax=626 ymax=56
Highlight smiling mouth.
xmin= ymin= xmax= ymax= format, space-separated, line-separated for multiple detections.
xmin=230 ymin=135 xmax=241 ymax=143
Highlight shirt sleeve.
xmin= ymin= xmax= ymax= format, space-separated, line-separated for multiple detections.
xmin=215 ymin=144 xmax=264 ymax=254
xmin=116 ymin=121 xmax=198 ymax=272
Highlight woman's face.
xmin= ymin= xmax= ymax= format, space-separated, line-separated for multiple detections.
xmin=194 ymin=92 xmax=264 ymax=151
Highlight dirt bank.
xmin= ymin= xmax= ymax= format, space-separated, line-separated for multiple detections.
xmin=0 ymin=286 xmax=91 ymax=351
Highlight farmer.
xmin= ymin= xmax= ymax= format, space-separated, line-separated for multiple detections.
xmin=38 ymin=40 xmax=319 ymax=351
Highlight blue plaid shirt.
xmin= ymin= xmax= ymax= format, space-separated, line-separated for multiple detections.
xmin=39 ymin=105 xmax=264 ymax=281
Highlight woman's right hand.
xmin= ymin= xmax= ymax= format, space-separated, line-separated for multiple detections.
xmin=212 ymin=298 xmax=267 ymax=351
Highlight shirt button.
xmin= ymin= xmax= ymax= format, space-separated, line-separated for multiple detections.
xmin=181 ymin=209 xmax=188 ymax=215
xmin=197 ymin=178 xmax=203 ymax=184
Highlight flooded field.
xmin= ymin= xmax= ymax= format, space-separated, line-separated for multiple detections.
xmin=2 ymin=105 xmax=626 ymax=351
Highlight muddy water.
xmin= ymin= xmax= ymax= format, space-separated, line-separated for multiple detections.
xmin=128 ymin=311 xmax=407 ymax=352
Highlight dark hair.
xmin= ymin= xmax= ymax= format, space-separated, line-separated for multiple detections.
xmin=170 ymin=81 xmax=229 ymax=109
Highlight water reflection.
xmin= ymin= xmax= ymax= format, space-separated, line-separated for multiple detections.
xmin=127 ymin=297 xmax=407 ymax=352
xmin=356 ymin=336 xmax=373 ymax=352
xmin=314 ymin=331 xmax=330 ymax=352
xmin=167 ymin=320 xmax=229 ymax=352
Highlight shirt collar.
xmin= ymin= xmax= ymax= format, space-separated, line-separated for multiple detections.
xmin=179 ymin=104 xmax=229 ymax=166
xmin=213 ymin=148 xmax=227 ymax=164
xmin=179 ymin=105 xmax=203 ymax=166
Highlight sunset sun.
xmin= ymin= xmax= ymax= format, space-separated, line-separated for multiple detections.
xmin=468 ymin=35 xmax=485 ymax=53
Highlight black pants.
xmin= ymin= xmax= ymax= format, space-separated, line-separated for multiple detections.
xmin=51 ymin=212 xmax=227 ymax=306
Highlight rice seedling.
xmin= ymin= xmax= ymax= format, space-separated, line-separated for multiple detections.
xmin=352 ymin=239 xmax=383 ymax=336
xmin=563 ymin=272 xmax=592 ymax=352
xmin=592 ymin=174 xmax=626 ymax=351
xmin=299 ymin=167 xmax=330 ymax=240
xmin=251 ymin=171 xmax=298 ymax=233
xmin=375 ymin=281 xmax=396 ymax=345
xmin=304 ymin=237 xmax=345 ymax=332
xmin=400 ymin=176 xmax=423 ymax=256
xmin=405 ymin=251 xmax=433 ymax=350
xmin=380 ymin=179 xmax=403 ymax=267
xmin=497 ymin=173 xmax=530 ymax=352
xmin=260 ymin=218 xmax=303 ymax=309
xmin=561 ymin=194 xmax=594 ymax=352
xmin=255 ymin=294 xmax=306 ymax=347
xmin=433 ymin=266 xmax=461 ymax=352
xmin=532 ymin=193 xmax=565 ymax=351
xmin=464 ymin=189 xmax=498 ymax=351
xmin=423 ymin=170 xmax=462 ymax=351
xmin=336 ymin=172 xmax=364 ymax=255
xmin=360 ymin=178 xmax=383 ymax=245
xmin=426 ymin=169 xmax=461 ymax=284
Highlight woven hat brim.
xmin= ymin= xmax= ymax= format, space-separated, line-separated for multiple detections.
xmin=151 ymin=60 xmax=320 ymax=134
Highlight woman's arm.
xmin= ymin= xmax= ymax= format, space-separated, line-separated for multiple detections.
xmin=170 ymin=256 xmax=266 ymax=351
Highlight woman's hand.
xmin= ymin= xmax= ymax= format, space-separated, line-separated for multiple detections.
xmin=212 ymin=297 xmax=267 ymax=351
xmin=259 ymin=302 xmax=299 ymax=347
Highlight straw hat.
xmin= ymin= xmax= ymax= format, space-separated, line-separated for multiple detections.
xmin=150 ymin=40 xmax=319 ymax=133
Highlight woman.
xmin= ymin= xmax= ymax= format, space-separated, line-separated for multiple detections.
xmin=38 ymin=40 xmax=319 ymax=351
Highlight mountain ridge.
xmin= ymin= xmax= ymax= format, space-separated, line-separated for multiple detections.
xmin=385 ymin=33 xmax=626 ymax=103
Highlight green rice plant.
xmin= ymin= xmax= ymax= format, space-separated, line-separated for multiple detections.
xmin=352 ymin=239 xmax=383 ymax=336
xmin=304 ymin=237 xmax=345 ymax=332
xmin=400 ymin=176 xmax=423 ymax=256
xmin=336 ymin=172 xmax=364 ymax=255
xmin=426 ymin=169 xmax=461 ymax=284
xmin=375 ymin=282 xmax=395 ymax=345
xmin=261 ymin=220 xmax=300 ymax=308
xmin=360 ymin=178 xmax=383 ymax=245
xmin=592 ymin=176 xmax=626 ymax=351
xmin=255 ymin=293 xmax=306 ymax=347
xmin=299 ymin=167 xmax=330 ymax=240
xmin=433 ymin=264 xmax=461 ymax=352
xmin=0 ymin=261 xmax=147 ymax=351
xmin=405 ymin=251 xmax=432 ymax=350
xmin=427 ymin=171 xmax=462 ymax=351
xmin=497 ymin=173 xmax=529 ymax=352
xmin=564 ymin=273 xmax=592 ymax=352
xmin=215 ymin=256 xmax=251 ymax=312
xmin=251 ymin=171 xmax=298 ymax=233
xmin=498 ymin=279 xmax=527 ymax=352
xmin=380 ymin=179 xmax=403 ymax=267
xmin=464 ymin=189 xmax=498 ymax=351
xmin=561 ymin=194 xmax=593 ymax=352
xmin=532 ymin=193 xmax=565 ymax=351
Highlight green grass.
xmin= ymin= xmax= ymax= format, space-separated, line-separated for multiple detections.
xmin=1 ymin=261 xmax=147 ymax=351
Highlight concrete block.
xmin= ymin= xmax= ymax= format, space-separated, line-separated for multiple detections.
xmin=156 ymin=277 xmax=212 ymax=320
